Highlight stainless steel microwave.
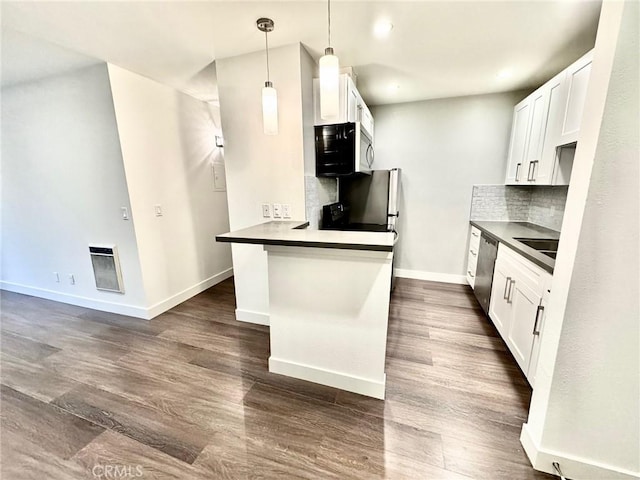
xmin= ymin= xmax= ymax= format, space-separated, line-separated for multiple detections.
xmin=315 ymin=122 xmax=373 ymax=177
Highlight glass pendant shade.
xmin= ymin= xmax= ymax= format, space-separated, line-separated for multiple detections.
xmin=262 ymin=81 xmax=278 ymax=135
xmin=319 ymin=48 xmax=339 ymax=120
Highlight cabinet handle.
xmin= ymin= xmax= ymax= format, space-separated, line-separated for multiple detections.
xmin=503 ymin=276 xmax=512 ymax=300
xmin=533 ymin=305 xmax=544 ymax=335
xmin=471 ymin=231 xmax=479 ymax=237
xmin=527 ymin=161 xmax=535 ymax=181
xmin=532 ymin=160 xmax=539 ymax=181
xmin=515 ymin=163 xmax=521 ymax=182
xmin=467 ymin=270 xmax=475 ymax=278
xmin=470 ymin=250 xmax=477 ymax=257
xmin=507 ymin=279 xmax=515 ymax=304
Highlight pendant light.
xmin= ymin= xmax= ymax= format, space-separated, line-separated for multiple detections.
xmin=257 ymin=18 xmax=278 ymax=135
xmin=319 ymin=0 xmax=339 ymax=119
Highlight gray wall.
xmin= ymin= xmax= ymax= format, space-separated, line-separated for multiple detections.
xmin=1 ymin=64 xmax=148 ymax=314
xmin=543 ymin=0 xmax=639 ymax=470
xmin=371 ymin=91 xmax=527 ymax=278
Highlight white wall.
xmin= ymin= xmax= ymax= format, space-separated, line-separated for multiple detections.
xmin=108 ymin=64 xmax=233 ymax=316
xmin=370 ymin=91 xmax=527 ymax=282
xmin=1 ymin=64 xmax=148 ymax=316
xmin=216 ymin=44 xmax=309 ymax=325
xmin=522 ymin=1 xmax=639 ymax=478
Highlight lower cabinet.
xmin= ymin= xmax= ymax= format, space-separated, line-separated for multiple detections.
xmin=489 ymin=244 xmax=551 ymax=386
xmin=466 ymin=226 xmax=481 ymax=287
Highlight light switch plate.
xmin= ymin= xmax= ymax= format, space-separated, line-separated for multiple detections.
xmin=154 ymin=205 xmax=163 ymax=217
xmin=282 ymin=204 xmax=291 ymax=218
xmin=273 ymin=203 xmax=282 ymax=218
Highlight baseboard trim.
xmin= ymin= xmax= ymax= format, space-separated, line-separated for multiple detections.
xmin=521 ymin=423 xmax=640 ymax=480
xmin=1 ymin=267 xmax=234 ymax=321
xmin=268 ymin=356 xmax=386 ymax=400
xmin=146 ymin=268 xmax=234 ymax=319
xmin=235 ymin=308 xmax=270 ymax=326
xmin=394 ymin=269 xmax=467 ymax=285
xmin=0 ymin=281 xmax=149 ymax=318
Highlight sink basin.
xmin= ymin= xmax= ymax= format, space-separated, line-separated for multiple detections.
xmin=514 ymin=237 xmax=559 ymax=260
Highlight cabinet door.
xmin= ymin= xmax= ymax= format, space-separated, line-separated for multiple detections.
xmin=535 ymin=71 xmax=567 ymax=185
xmin=347 ymin=88 xmax=358 ymax=123
xmin=489 ymin=261 xmax=513 ymax=338
xmin=557 ymin=50 xmax=593 ymax=145
xmin=505 ymin=99 xmax=532 ymax=184
xmin=523 ymin=86 xmax=548 ymax=183
xmin=527 ymin=287 xmax=549 ymax=387
xmin=506 ymin=275 xmax=543 ymax=374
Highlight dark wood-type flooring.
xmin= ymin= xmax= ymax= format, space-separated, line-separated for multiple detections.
xmin=1 ymin=278 xmax=554 ymax=479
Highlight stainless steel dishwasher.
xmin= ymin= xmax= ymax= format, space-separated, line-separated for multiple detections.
xmin=473 ymin=233 xmax=498 ymax=314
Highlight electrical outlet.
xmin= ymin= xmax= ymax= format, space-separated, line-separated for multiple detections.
xmin=154 ymin=204 xmax=163 ymax=217
xmin=121 ymin=207 xmax=129 ymax=220
xmin=53 ymin=272 xmax=60 ymax=283
xmin=273 ymin=203 xmax=282 ymax=218
xmin=261 ymin=203 xmax=271 ymax=218
xmin=69 ymin=274 xmax=75 ymax=285
xmin=282 ymin=204 xmax=291 ymax=218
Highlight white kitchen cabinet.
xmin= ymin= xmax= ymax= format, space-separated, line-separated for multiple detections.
xmin=527 ymin=286 xmax=550 ymax=388
xmin=489 ymin=244 xmax=551 ymax=384
xmin=490 ymin=260 xmax=513 ymax=337
xmin=523 ymin=86 xmax=548 ymax=176
xmin=533 ymin=71 xmax=567 ymax=185
xmin=466 ymin=226 xmax=481 ymax=288
xmin=557 ymin=50 xmax=593 ymax=146
xmin=505 ymin=98 xmax=532 ymax=184
xmin=504 ymin=49 xmax=593 ymax=186
xmin=313 ymin=74 xmax=374 ymax=139
xmin=359 ymin=103 xmax=374 ymax=138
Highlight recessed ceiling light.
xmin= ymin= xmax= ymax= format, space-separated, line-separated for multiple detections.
xmin=496 ymin=69 xmax=513 ymax=80
xmin=373 ymin=21 xmax=393 ymax=38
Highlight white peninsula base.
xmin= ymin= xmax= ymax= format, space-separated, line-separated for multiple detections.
xmin=216 ymin=221 xmax=395 ymax=400
xmin=266 ymin=245 xmax=392 ymax=399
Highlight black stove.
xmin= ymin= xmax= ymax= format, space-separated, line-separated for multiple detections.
xmin=321 ymin=202 xmax=391 ymax=233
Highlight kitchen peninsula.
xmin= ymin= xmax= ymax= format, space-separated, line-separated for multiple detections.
xmin=216 ymin=221 xmax=395 ymax=399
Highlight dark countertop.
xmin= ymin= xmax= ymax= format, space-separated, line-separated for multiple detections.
xmin=216 ymin=221 xmax=395 ymax=252
xmin=470 ymin=221 xmax=560 ymax=274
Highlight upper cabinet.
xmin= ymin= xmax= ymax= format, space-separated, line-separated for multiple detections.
xmin=557 ymin=50 xmax=594 ymax=145
xmin=313 ymin=74 xmax=374 ymax=139
xmin=504 ymin=49 xmax=593 ymax=186
xmin=505 ymin=99 xmax=531 ymax=184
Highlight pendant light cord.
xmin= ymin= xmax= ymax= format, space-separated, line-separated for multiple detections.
xmin=327 ymin=0 xmax=331 ymax=47
xmin=264 ymin=31 xmax=270 ymax=83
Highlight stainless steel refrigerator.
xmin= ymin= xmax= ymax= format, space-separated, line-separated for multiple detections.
xmin=337 ymin=169 xmax=401 ymax=290
xmin=338 ymin=168 xmax=401 ymax=233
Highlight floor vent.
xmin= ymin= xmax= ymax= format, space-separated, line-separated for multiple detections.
xmin=89 ymin=245 xmax=124 ymax=293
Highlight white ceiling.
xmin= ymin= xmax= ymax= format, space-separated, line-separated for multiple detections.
xmin=1 ymin=1 xmax=601 ymax=106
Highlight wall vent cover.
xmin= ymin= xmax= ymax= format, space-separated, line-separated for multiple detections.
xmin=89 ymin=245 xmax=124 ymax=293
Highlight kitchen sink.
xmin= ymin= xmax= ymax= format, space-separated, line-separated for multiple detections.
xmin=514 ymin=237 xmax=559 ymax=260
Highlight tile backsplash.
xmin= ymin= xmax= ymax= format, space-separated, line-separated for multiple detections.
xmin=470 ymin=185 xmax=568 ymax=232
xmin=528 ymin=187 xmax=569 ymax=230
xmin=304 ymin=176 xmax=337 ymax=229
